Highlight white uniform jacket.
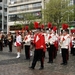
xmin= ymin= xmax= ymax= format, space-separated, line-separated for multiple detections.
xmin=16 ymin=35 xmax=22 ymax=44
xmin=23 ymin=34 xmax=31 ymax=45
xmin=60 ymin=34 xmax=71 ymax=49
xmin=44 ymin=33 xmax=50 ymax=44
xmin=48 ymin=33 xmax=57 ymax=45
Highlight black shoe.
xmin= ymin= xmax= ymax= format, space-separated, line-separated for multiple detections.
xmin=47 ymin=61 xmax=50 ymax=63
xmin=50 ymin=61 xmax=53 ymax=63
xmin=9 ymin=51 xmax=12 ymax=52
xmin=29 ymin=66 xmax=34 ymax=70
xmin=73 ymin=54 xmax=75 ymax=56
xmin=60 ymin=63 xmax=64 ymax=65
xmin=26 ymin=58 xmax=30 ymax=60
xmin=47 ymin=61 xmax=53 ymax=63
xmin=61 ymin=63 xmax=67 ymax=65
xmin=64 ymin=63 xmax=67 ymax=65
xmin=39 ymin=67 xmax=44 ymax=70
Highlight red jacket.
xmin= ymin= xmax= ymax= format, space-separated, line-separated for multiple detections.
xmin=33 ymin=32 xmax=46 ymax=52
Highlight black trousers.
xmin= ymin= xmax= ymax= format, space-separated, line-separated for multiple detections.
xmin=25 ymin=45 xmax=30 ymax=59
xmin=72 ymin=48 xmax=75 ymax=55
xmin=53 ymin=46 xmax=57 ymax=59
xmin=71 ymin=47 xmax=73 ymax=54
xmin=61 ymin=48 xmax=69 ymax=64
xmin=4 ymin=40 xmax=7 ymax=46
xmin=8 ymin=42 xmax=12 ymax=52
xmin=47 ymin=47 xmax=50 ymax=57
xmin=0 ymin=42 xmax=3 ymax=51
xmin=31 ymin=49 xmax=44 ymax=68
xmin=48 ymin=45 xmax=54 ymax=62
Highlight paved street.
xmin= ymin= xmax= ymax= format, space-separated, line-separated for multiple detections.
xmin=0 ymin=46 xmax=75 ymax=75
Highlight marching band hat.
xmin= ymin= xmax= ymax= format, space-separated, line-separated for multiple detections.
xmin=41 ymin=24 xmax=44 ymax=29
xmin=53 ymin=26 xmax=57 ymax=32
xmin=62 ymin=23 xmax=69 ymax=33
xmin=25 ymin=25 xmax=29 ymax=30
xmin=34 ymin=21 xmax=42 ymax=31
xmin=47 ymin=22 xmax=52 ymax=30
xmin=34 ymin=22 xmax=39 ymax=29
xmin=71 ymin=29 xmax=75 ymax=34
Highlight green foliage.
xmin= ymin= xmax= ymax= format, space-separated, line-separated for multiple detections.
xmin=29 ymin=22 xmax=34 ymax=30
xmin=14 ymin=20 xmax=21 ymax=26
xmin=19 ymin=13 xmax=36 ymax=24
xmin=14 ymin=13 xmax=37 ymax=30
xmin=43 ymin=0 xmax=74 ymax=27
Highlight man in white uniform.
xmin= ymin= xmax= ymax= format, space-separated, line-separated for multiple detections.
xmin=60 ymin=29 xmax=70 ymax=65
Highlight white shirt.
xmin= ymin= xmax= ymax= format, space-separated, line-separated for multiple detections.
xmin=23 ymin=34 xmax=31 ymax=45
xmin=16 ymin=35 xmax=22 ymax=44
xmin=48 ymin=33 xmax=57 ymax=44
xmin=61 ymin=34 xmax=70 ymax=49
xmin=44 ymin=33 xmax=50 ymax=44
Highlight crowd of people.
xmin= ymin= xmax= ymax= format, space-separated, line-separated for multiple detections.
xmin=0 ymin=22 xmax=75 ymax=70
xmin=0 ymin=31 xmax=13 ymax=52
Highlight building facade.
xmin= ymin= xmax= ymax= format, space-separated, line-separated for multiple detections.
xmin=7 ymin=0 xmax=75 ymax=33
xmin=7 ymin=0 xmax=46 ymax=33
xmin=0 ymin=0 xmax=7 ymax=33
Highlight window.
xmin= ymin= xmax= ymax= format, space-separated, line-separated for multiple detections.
xmin=9 ymin=14 xmax=17 ymax=21
xmin=4 ymin=25 xmax=7 ymax=29
xmin=9 ymin=7 xmax=17 ymax=12
xmin=20 ymin=5 xmax=25 ymax=10
xmin=69 ymin=0 xmax=73 ymax=5
xmin=20 ymin=4 xmax=29 ymax=10
xmin=17 ymin=14 xmax=24 ymax=20
xmin=10 ymin=0 xmax=17 ymax=4
xmin=25 ymin=5 xmax=29 ymax=9
xmin=32 ymin=3 xmax=41 ymax=8
xmin=9 ymin=14 xmax=24 ymax=21
xmin=32 ymin=12 xmax=42 ymax=19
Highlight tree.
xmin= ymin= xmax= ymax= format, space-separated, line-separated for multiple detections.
xmin=14 ymin=13 xmax=36 ymax=30
xmin=43 ymin=0 xmax=74 ymax=27
xmin=14 ymin=22 xmax=23 ymax=30
xmin=29 ymin=22 xmax=34 ymax=30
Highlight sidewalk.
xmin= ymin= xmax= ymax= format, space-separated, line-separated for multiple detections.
xmin=0 ymin=46 xmax=75 ymax=75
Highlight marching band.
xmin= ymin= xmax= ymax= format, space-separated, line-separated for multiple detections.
xmin=0 ymin=22 xmax=75 ymax=70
